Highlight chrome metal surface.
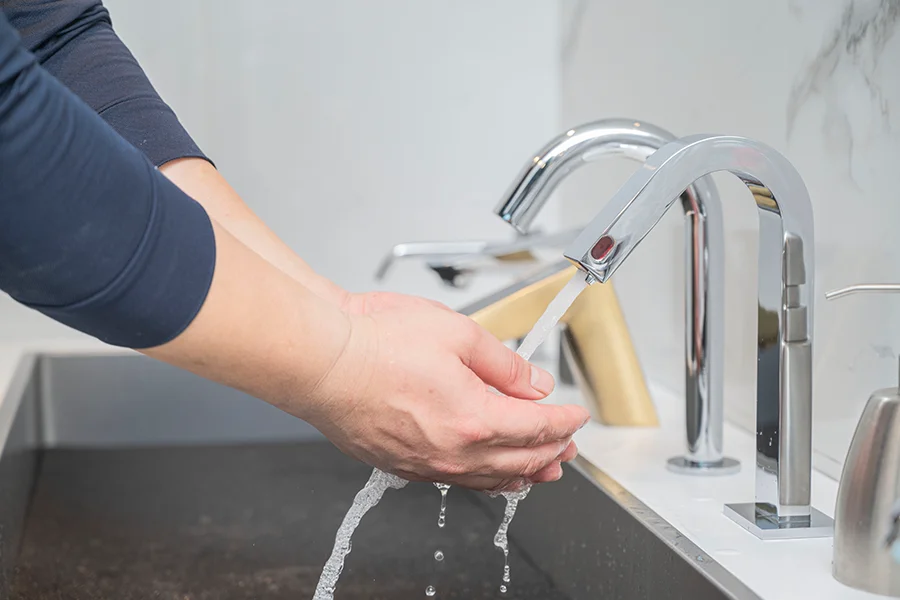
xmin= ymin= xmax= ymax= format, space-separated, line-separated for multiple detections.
xmin=723 ymin=503 xmax=833 ymax=540
xmin=825 ymin=283 xmax=900 ymax=300
xmin=0 ymin=354 xmax=40 ymax=592
xmin=564 ymin=134 xmax=821 ymax=535
xmin=494 ymin=118 xmax=733 ymax=473
xmin=827 ymin=283 xmax=900 ymax=596
xmin=39 ymin=354 xmax=321 ymax=446
xmin=375 ymin=228 xmax=581 ymax=288
xmin=667 ymin=456 xmax=741 ymax=476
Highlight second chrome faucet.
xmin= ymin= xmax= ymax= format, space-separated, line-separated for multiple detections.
xmin=555 ymin=133 xmax=831 ymax=539
xmin=495 ymin=118 xmax=737 ymax=475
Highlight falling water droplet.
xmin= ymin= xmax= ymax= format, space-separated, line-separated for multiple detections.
xmin=425 ymin=584 xmax=436 ymax=597
xmin=434 ymin=483 xmax=450 ymax=528
xmin=434 ymin=550 xmax=444 ymax=562
xmin=500 ymin=584 xmax=508 ymax=594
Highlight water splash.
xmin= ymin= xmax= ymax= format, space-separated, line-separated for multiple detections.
xmin=433 ymin=550 xmax=444 ymax=561
xmin=434 ymin=482 xmax=451 ymax=527
xmin=313 ymin=468 xmax=408 ymax=600
xmin=491 ymin=484 xmax=532 ymax=595
xmin=425 ymin=585 xmax=436 ymax=597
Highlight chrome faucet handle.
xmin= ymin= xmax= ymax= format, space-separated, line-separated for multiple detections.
xmin=826 ymin=284 xmax=900 ymax=299
xmin=374 ymin=240 xmax=490 ymax=283
xmin=375 ymin=228 xmax=581 ymax=288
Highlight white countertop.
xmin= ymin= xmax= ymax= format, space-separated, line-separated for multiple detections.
xmin=545 ymin=379 xmax=878 ymax=600
xmin=0 ymin=302 xmax=878 ymax=599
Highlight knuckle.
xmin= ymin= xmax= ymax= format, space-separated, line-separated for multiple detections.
xmin=436 ymin=459 xmax=468 ymax=477
xmin=488 ymin=478 xmax=516 ymax=494
xmin=518 ymin=453 xmax=544 ymax=478
xmin=530 ymin=417 xmax=552 ymax=446
xmin=458 ymin=419 xmax=490 ymax=445
xmin=505 ymin=354 xmax=524 ymax=386
xmin=461 ymin=318 xmax=484 ymax=347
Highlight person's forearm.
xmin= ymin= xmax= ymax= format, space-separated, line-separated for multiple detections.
xmin=159 ymin=157 xmax=349 ymax=307
xmin=141 ymin=219 xmax=351 ymax=415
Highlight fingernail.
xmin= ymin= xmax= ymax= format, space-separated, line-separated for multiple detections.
xmin=530 ymin=365 xmax=554 ymax=395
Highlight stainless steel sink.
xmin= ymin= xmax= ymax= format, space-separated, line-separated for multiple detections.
xmin=0 ymin=353 xmax=760 ymax=599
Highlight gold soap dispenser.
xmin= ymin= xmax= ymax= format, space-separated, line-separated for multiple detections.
xmin=828 ymin=283 xmax=900 ymax=597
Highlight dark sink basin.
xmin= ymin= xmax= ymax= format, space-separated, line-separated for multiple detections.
xmin=0 ymin=354 xmax=760 ymax=600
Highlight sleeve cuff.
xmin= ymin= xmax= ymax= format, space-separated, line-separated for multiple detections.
xmin=28 ymin=163 xmax=217 ymax=348
xmin=99 ymin=96 xmax=215 ymax=168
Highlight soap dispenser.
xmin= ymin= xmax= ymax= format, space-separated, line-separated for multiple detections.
xmin=828 ymin=283 xmax=900 ymax=597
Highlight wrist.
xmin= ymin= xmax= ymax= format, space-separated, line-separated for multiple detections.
xmin=298 ymin=312 xmax=378 ymax=427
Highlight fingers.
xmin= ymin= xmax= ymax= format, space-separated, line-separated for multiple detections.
xmin=449 ymin=475 xmax=523 ymax=492
xmin=530 ymin=461 xmax=563 ymax=483
xmin=447 ymin=441 xmax=578 ymax=490
xmin=462 ymin=325 xmax=555 ymax=399
xmin=465 ymin=436 xmax=572 ymax=481
xmin=481 ymin=394 xmax=589 ymax=447
xmin=558 ymin=439 xmax=579 ymax=462
xmin=529 ymin=441 xmax=578 ymax=483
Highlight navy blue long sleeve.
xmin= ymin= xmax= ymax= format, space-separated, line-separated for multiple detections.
xmin=0 ymin=10 xmax=215 ymax=347
xmin=0 ymin=0 xmax=209 ymax=167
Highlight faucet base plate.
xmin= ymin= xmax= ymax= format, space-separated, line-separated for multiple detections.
xmin=723 ymin=502 xmax=834 ymax=540
xmin=666 ymin=456 xmax=740 ymax=476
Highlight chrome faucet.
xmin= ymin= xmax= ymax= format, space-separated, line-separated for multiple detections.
xmin=562 ymin=134 xmax=833 ymax=539
xmin=495 ymin=118 xmax=738 ymax=475
xmin=374 ymin=228 xmax=581 ymax=288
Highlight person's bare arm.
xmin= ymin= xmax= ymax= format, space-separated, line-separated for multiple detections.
xmin=145 ymin=221 xmax=586 ymax=490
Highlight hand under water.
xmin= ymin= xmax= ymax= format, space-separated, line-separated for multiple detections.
xmin=305 ymin=291 xmax=587 ymax=492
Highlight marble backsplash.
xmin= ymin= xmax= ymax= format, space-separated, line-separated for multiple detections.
xmin=558 ymin=0 xmax=899 ymax=479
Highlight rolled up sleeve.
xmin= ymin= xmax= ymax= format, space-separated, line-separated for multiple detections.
xmin=0 ymin=10 xmax=216 ymax=348
xmin=1 ymin=0 xmax=211 ymax=167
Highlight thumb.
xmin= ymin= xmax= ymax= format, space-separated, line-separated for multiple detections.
xmin=464 ymin=325 xmax=555 ymax=399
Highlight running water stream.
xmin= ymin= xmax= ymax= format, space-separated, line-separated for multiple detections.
xmin=313 ymin=271 xmax=591 ymax=599
xmin=312 ymin=469 xmax=408 ymax=600
xmin=488 ymin=271 xmax=590 ymax=594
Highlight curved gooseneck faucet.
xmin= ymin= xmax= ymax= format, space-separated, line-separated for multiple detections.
xmin=495 ymin=118 xmax=737 ymax=474
xmin=563 ymin=134 xmax=833 ymax=538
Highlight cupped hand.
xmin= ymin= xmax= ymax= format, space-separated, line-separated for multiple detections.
xmin=304 ymin=292 xmax=588 ymax=491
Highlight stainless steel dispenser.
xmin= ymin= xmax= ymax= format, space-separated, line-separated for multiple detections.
xmin=828 ymin=283 xmax=900 ymax=596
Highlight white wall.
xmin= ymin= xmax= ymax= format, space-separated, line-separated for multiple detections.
xmin=1 ymin=1 xmax=562 ymax=339
xmin=103 ymin=0 xmax=562 ymax=303
xmin=559 ymin=0 xmax=900 ymax=477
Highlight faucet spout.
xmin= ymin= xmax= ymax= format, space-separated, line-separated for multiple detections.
xmin=564 ymin=134 xmax=832 ymax=539
xmin=495 ymin=119 xmax=735 ymax=473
